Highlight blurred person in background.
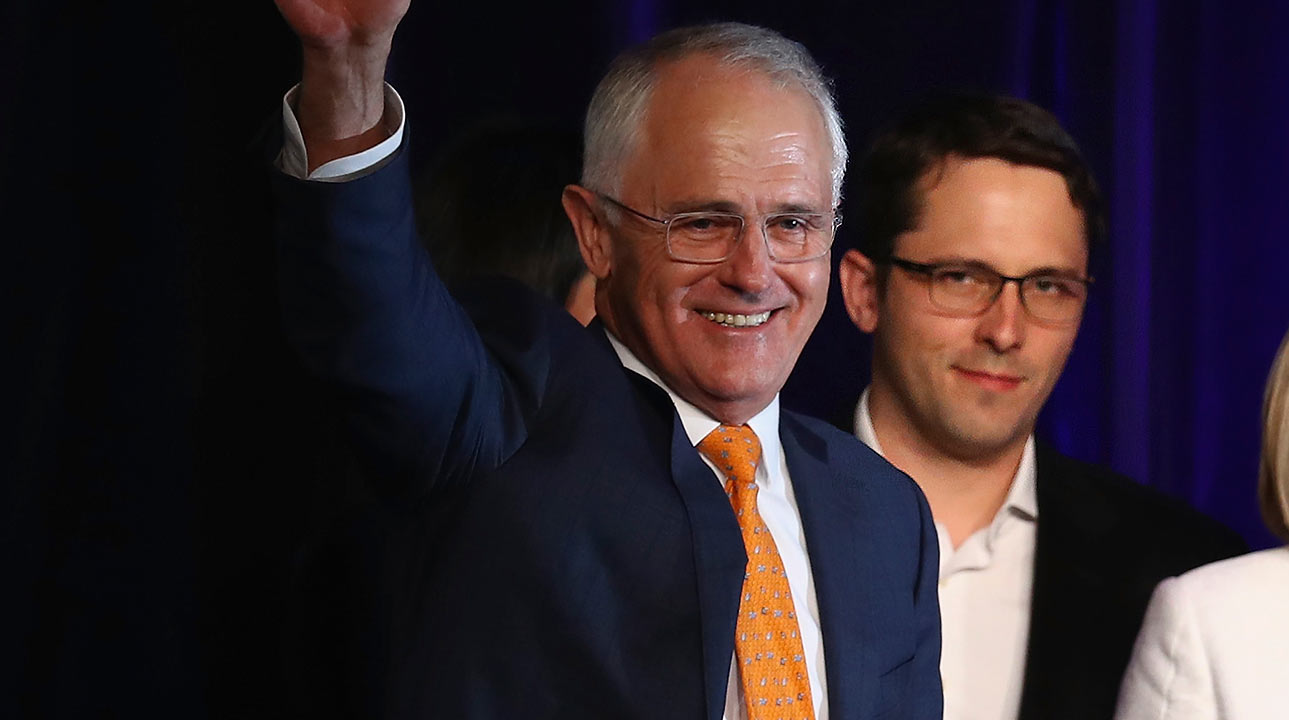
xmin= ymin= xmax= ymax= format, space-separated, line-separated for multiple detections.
xmin=415 ymin=122 xmax=595 ymax=324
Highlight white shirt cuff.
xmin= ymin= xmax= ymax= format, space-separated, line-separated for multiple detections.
xmin=277 ymin=83 xmax=406 ymax=182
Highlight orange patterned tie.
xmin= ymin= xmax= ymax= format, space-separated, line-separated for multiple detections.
xmin=698 ymin=424 xmax=816 ymax=720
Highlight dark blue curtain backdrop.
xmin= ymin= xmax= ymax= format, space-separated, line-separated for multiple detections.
xmin=6 ymin=0 xmax=1287 ymax=716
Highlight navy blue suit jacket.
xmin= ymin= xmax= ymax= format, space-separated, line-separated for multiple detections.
xmin=273 ymin=147 xmax=942 ymax=719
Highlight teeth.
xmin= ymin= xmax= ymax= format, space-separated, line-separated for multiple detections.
xmin=701 ymin=310 xmax=773 ymax=327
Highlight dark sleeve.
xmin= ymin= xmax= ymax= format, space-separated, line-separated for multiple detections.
xmin=272 ymin=144 xmax=546 ymax=496
xmin=908 ymin=479 xmax=944 ymax=720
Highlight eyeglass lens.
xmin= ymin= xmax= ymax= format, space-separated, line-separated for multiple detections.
xmin=928 ymin=266 xmax=1086 ymax=322
xmin=665 ymin=213 xmax=831 ymax=262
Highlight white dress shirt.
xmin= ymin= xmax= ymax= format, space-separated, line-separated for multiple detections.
xmin=1115 ymin=547 xmax=1289 ymax=720
xmin=279 ymin=91 xmax=829 ymax=719
xmin=278 ymin=85 xmax=406 ymax=181
xmin=608 ymin=334 xmax=828 ymax=720
xmin=854 ymin=389 xmax=1036 ymax=720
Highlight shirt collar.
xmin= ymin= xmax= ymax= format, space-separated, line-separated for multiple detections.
xmin=853 ymin=387 xmax=884 ymax=455
xmin=606 ymin=329 xmax=782 ymax=472
xmin=854 ymin=387 xmax=1038 ymax=525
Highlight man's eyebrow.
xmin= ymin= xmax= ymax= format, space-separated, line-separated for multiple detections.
xmin=1022 ymin=265 xmax=1088 ymax=278
xmin=661 ymin=199 xmax=828 ymax=215
xmin=911 ymin=255 xmax=986 ymax=267
xmin=768 ymin=202 xmax=828 ymax=215
xmin=661 ymin=199 xmax=743 ymax=215
xmin=917 ymin=257 xmax=1087 ymax=277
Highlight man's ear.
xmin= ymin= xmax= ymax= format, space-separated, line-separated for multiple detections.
xmin=838 ymin=249 xmax=881 ymax=333
xmin=562 ymin=185 xmax=612 ymax=279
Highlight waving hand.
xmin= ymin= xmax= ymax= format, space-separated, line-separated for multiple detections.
xmin=274 ymin=0 xmax=412 ymax=170
xmin=275 ymin=0 xmax=409 ymax=51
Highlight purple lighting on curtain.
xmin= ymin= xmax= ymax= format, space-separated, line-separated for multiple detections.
xmin=1050 ymin=0 xmax=1070 ymax=119
xmin=627 ymin=0 xmax=662 ymax=44
xmin=1192 ymin=0 xmax=1224 ymax=521
xmin=1110 ymin=0 xmax=1157 ymax=484
xmin=1184 ymin=0 xmax=1289 ymax=544
xmin=1008 ymin=0 xmax=1039 ymax=96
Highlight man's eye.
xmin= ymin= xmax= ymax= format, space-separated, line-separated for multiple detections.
xmin=938 ymin=269 xmax=979 ymax=285
xmin=673 ymin=215 xmax=737 ymax=235
xmin=1031 ymin=277 xmax=1075 ymax=295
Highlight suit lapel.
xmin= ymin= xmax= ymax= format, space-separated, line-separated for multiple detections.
xmin=620 ymin=370 xmax=745 ymax=720
xmin=671 ymin=426 xmax=747 ymax=720
xmin=624 ymin=370 xmax=885 ymax=719
xmin=1018 ymin=445 xmax=1117 ymax=720
xmin=781 ymin=416 xmax=878 ymax=720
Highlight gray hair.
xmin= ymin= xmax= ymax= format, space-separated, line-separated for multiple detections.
xmin=581 ymin=22 xmax=848 ymax=206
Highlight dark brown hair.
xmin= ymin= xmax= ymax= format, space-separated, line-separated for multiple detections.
xmin=856 ymin=93 xmax=1105 ymax=265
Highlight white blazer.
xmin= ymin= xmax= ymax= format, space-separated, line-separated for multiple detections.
xmin=1114 ymin=547 xmax=1289 ymax=720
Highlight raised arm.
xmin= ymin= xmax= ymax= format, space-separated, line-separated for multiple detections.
xmin=274 ymin=0 xmax=409 ymax=171
xmin=272 ymin=0 xmax=562 ymax=496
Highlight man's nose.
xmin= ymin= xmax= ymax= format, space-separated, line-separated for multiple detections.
xmin=975 ymin=281 xmax=1027 ymax=352
xmin=718 ymin=224 xmax=775 ymax=294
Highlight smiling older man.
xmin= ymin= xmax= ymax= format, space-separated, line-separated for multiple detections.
xmin=270 ymin=1 xmax=941 ymax=718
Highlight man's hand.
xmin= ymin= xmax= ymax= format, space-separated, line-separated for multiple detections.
xmin=275 ymin=0 xmax=412 ymax=171
xmin=275 ymin=0 xmax=409 ymax=52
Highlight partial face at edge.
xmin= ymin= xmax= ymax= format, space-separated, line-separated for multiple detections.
xmin=593 ymin=56 xmax=835 ymax=424
xmin=842 ymin=156 xmax=1088 ymax=460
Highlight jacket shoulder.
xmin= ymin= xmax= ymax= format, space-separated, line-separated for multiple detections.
xmin=1035 ymin=443 xmax=1247 ymax=564
xmin=781 ymin=409 xmax=925 ymax=500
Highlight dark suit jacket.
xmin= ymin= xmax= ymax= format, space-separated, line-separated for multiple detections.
xmin=829 ymin=401 xmax=1245 ymax=720
xmin=273 ymin=147 xmax=943 ymax=719
xmin=1016 ymin=443 xmax=1246 ymax=720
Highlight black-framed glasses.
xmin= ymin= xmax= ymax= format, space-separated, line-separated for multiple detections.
xmin=598 ymin=194 xmax=841 ymax=264
xmin=882 ymin=256 xmax=1093 ymax=324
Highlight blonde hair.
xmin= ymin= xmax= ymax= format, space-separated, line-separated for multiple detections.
xmin=1259 ymin=328 xmax=1289 ymax=542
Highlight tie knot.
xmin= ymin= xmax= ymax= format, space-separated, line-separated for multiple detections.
xmin=697 ymin=424 xmax=763 ymax=487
